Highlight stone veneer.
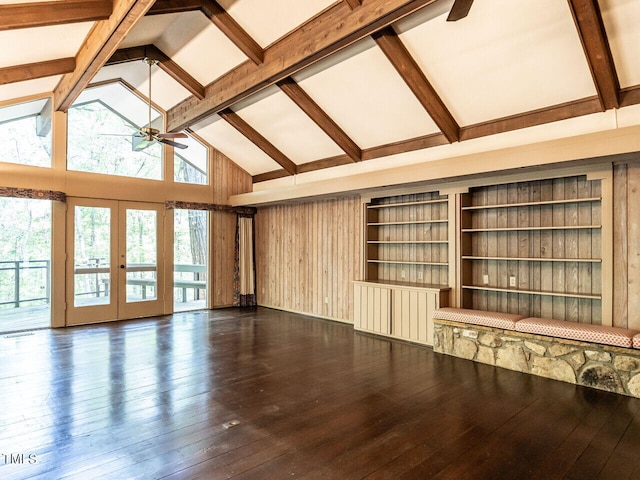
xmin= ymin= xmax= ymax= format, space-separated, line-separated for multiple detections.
xmin=433 ymin=319 xmax=640 ymax=398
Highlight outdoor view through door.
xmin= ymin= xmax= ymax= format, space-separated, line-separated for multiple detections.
xmin=66 ymin=199 xmax=165 ymax=326
xmin=0 ymin=197 xmax=51 ymax=333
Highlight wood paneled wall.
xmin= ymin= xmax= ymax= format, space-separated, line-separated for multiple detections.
xmin=613 ymin=161 xmax=640 ymax=329
xmin=211 ymin=151 xmax=252 ymax=307
xmin=255 ymin=196 xmax=361 ymax=323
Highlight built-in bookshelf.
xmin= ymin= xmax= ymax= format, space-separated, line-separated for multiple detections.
xmin=365 ymin=191 xmax=449 ymax=286
xmin=460 ymin=176 xmax=603 ymax=323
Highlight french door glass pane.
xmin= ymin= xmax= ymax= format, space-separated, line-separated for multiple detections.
xmin=174 ymin=209 xmax=208 ymax=311
xmin=74 ymin=206 xmax=111 ymax=307
xmin=126 ymin=209 xmax=157 ymax=302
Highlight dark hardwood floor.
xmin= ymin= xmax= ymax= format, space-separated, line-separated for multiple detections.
xmin=1 ymin=307 xmax=640 ymax=479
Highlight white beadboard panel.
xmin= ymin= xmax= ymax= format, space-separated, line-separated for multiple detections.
xmin=194 ymin=116 xmax=280 ymax=176
xmin=0 ymin=22 xmax=93 ymax=68
xmin=217 ymin=0 xmax=337 ymax=48
xmin=600 ymin=0 xmax=640 ymax=88
xmin=293 ymin=38 xmax=441 ymax=149
xmin=395 ymin=0 xmax=597 ymax=126
xmin=232 ymin=87 xmax=345 ymax=165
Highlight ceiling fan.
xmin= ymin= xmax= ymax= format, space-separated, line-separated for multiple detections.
xmin=130 ymin=58 xmax=188 ymax=151
xmin=447 ymin=0 xmax=474 ymax=21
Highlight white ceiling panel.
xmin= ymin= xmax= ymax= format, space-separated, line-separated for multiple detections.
xmin=395 ymin=0 xmax=597 ymax=126
xmin=232 ymin=87 xmax=344 ymax=165
xmin=293 ymin=38 xmax=441 ymax=149
xmin=0 ymin=77 xmax=60 ymax=104
xmin=600 ymin=0 xmax=640 ymax=88
xmin=93 ymin=63 xmax=191 ymax=111
xmin=194 ymin=117 xmax=279 ymax=175
xmin=155 ymin=12 xmax=248 ymax=85
xmin=119 ymin=14 xmax=181 ymax=48
xmin=217 ymin=0 xmax=337 ymax=48
xmin=0 ymin=22 xmax=93 ymax=68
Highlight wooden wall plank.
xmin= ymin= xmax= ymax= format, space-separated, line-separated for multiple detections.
xmin=254 ymin=196 xmax=361 ymax=322
xmin=613 ymin=163 xmax=628 ymax=328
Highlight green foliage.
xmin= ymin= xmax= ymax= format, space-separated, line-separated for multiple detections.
xmin=67 ymin=103 xmax=163 ymax=179
xmin=0 ymin=116 xmax=51 ymax=167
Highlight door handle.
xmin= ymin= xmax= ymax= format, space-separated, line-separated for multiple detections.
xmin=120 ymin=265 xmax=125 ymax=269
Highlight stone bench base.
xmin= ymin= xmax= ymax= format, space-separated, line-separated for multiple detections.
xmin=433 ymin=318 xmax=640 ymax=398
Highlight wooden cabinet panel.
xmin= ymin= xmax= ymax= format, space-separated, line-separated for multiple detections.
xmin=354 ymin=280 xmax=448 ymax=346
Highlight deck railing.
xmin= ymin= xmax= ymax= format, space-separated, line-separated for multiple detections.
xmin=0 ymin=260 xmax=50 ymax=308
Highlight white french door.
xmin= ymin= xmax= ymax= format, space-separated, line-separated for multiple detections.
xmin=66 ymin=198 xmax=165 ymax=326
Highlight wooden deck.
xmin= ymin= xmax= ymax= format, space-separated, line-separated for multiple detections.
xmin=0 ymin=305 xmax=50 ymax=334
xmin=1 ymin=307 xmax=639 ymax=479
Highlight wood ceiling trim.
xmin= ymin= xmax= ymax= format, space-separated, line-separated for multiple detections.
xmin=253 ymin=133 xmax=448 ymax=182
xmin=219 ymin=109 xmax=298 ymax=175
xmin=53 ymin=0 xmax=157 ymax=112
xmin=460 ymin=96 xmax=602 ymax=141
xmin=0 ymin=58 xmax=75 ymax=86
xmin=251 ymin=95 xmax=614 ymax=183
xmin=166 ymin=0 xmax=442 ymax=132
xmin=567 ymin=0 xmax=619 ymax=110
xmin=253 ymin=169 xmax=292 ymax=183
xmin=372 ymin=26 xmax=460 ymax=143
xmin=200 ymin=0 xmax=264 ymax=65
xmin=344 ymin=0 xmax=363 ymax=9
xmin=0 ymin=0 xmax=112 ymax=31
xmin=277 ymin=78 xmax=362 ymax=162
xmin=620 ymin=86 xmax=640 ymax=109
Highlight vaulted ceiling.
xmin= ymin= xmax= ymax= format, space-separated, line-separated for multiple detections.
xmin=2 ymin=0 xmax=640 ymax=189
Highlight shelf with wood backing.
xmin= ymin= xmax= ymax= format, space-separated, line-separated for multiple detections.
xmin=367 ymin=198 xmax=448 ymax=209
xmin=461 ymin=285 xmax=601 ymax=300
xmin=461 ymin=225 xmax=600 ymax=232
xmin=368 ymin=260 xmax=448 ymax=266
xmin=364 ymin=190 xmax=449 ymax=287
xmin=461 ymin=256 xmax=602 ymax=263
xmin=369 ymin=219 xmax=448 ymax=226
xmin=368 ymin=240 xmax=448 ymax=244
xmin=461 ymin=197 xmax=601 ymax=210
xmin=459 ymin=175 xmax=603 ymax=323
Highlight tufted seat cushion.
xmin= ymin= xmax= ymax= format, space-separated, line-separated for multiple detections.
xmin=433 ymin=307 xmax=525 ymax=330
xmin=516 ymin=317 xmax=639 ymax=348
xmin=634 ymin=334 xmax=640 ymax=350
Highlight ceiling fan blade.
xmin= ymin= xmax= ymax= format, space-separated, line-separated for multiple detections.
xmin=157 ymin=132 xmax=188 ymax=139
xmin=158 ymin=138 xmax=188 ymax=150
xmin=447 ymin=0 xmax=474 ymax=21
xmin=132 ymin=135 xmax=156 ymax=151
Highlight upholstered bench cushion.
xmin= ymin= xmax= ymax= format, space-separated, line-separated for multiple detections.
xmin=634 ymin=334 xmax=640 ymax=350
xmin=433 ymin=308 xmax=525 ymax=330
xmin=516 ymin=317 xmax=638 ymax=348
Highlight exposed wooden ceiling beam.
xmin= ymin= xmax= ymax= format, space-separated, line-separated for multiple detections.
xmin=0 ymin=58 xmax=75 ymax=86
xmin=167 ymin=0 xmax=442 ymax=132
xmin=447 ymin=0 xmax=474 ymax=21
xmin=0 ymin=0 xmax=112 ymax=31
xmin=219 ymin=109 xmax=298 ymax=175
xmin=253 ymin=96 xmax=607 ymax=182
xmin=107 ymin=45 xmax=206 ymax=100
xmin=567 ymin=0 xmax=619 ymax=110
xmin=373 ymin=26 xmax=460 ymax=143
xmin=277 ymin=78 xmax=362 ymax=162
xmin=53 ymin=0 xmax=157 ymax=112
xmin=146 ymin=0 xmax=203 ymax=15
xmin=344 ymin=0 xmax=363 ymax=9
xmin=200 ymin=0 xmax=264 ymax=65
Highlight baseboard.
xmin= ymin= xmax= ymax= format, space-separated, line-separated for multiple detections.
xmin=258 ymin=303 xmax=353 ymax=325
